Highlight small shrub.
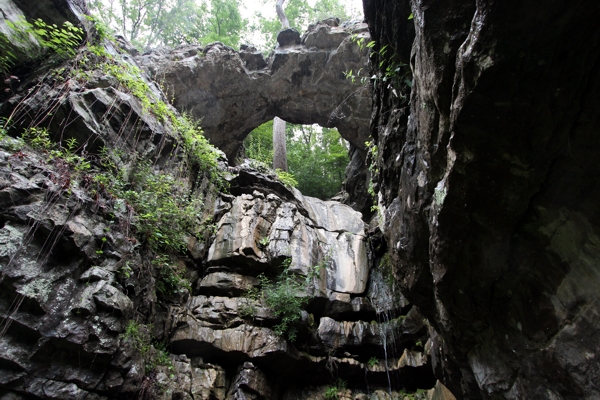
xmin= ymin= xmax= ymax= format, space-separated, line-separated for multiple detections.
xmin=22 ymin=127 xmax=53 ymax=150
xmin=258 ymin=260 xmax=307 ymax=341
xmin=152 ymin=254 xmax=192 ymax=297
xmin=275 ymin=168 xmax=298 ymax=188
xmin=122 ymin=160 xmax=203 ymax=253
xmin=123 ymin=320 xmax=150 ymax=353
xmin=324 ymin=379 xmax=347 ymax=400
xmin=85 ymin=15 xmax=112 ymax=42
xmin=146 ymin=341 xmax=174 ymax=376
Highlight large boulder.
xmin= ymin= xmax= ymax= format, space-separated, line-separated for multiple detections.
xmin=207 ymin=169 xmax=370 ymax=295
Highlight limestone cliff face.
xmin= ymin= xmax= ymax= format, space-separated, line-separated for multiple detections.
xmin=7 ymin=0 xmax=599 ymax=398
xmin=365 ymin=0 xmax=600 ymax=398
xmin=0 ymin=1 xmax=440 ymax=399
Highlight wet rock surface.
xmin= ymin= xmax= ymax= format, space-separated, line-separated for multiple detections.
xmin=366 ymin=0 xmax=600 ymax=398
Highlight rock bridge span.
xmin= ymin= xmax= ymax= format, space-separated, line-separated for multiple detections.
xmin=137 ymin=19 xmax=372 ymax=161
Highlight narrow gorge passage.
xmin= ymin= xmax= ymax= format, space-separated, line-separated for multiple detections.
xmin=3 ymin=0 xmax=600 ymax=398
xmin=0 ymin=2 xmax=441 ymax=399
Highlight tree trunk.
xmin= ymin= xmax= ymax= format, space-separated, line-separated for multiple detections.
xmin=273 ymin=117 xmax=288 ymax=171
xmin=276 ymin=0 xmax=290 ymax=29
xmin=273 ymin=1 xmax=289 ymax=172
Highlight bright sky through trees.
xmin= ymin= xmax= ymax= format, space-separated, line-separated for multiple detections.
xmin=240 ymin=0 xmax=363 ymax=22
xmin=91 ymin=0 xmax=363 ymax=50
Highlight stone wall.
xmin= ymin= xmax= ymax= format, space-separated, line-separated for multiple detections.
xmin=365 ymin=0 xmax=600 ymax=398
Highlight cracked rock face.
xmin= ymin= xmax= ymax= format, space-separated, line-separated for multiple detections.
xmin=164 ymin=164 xmax=436 ymax=395
xmin=208 ymin=172 xmax=369 ymax=295
xmin=136 ymin=19 xmax=372 ymax=162
xmin=366 ymin=0 xmax=600 ymax=398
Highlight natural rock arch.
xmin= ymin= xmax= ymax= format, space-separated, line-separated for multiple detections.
xmin=137 ymin=19 xmax=372 ymax=162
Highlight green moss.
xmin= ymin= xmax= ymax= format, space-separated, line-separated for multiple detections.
xmin=123 ymin=321 xmax=174 ymax=375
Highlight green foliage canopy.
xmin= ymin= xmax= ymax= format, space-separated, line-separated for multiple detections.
xmin=244 ymin=122 xmax=349 ymax=199
xmin=88 ymin=0 xmax=246 ymax=49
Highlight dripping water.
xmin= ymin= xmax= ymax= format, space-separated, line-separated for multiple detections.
xmin=380 ymin=318 xmax=392 ymax=394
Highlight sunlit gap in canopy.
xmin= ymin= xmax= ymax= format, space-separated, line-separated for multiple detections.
xmin=242 ymin=120 xmax=350 ymax=200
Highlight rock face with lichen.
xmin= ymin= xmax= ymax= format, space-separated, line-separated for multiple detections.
xmin=365 ymin=0 xmax=600 ymax=398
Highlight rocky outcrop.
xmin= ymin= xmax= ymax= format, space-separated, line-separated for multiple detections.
xmin=136 ymin=19 xmax=372 ymax=162
xmin=366 ymin=0 xmax=600 ymax=398
xmin=164 ymin=165 xmax=436 ymax=394
xmin=0 ymin=137 xmax=146 ymax=398
xmin=0 ymin=2 xmax=436 ymax=396
xmin=207 ymin=181 xmax=369 ymax=294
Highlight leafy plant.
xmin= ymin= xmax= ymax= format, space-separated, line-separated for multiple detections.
xmin=0 ymin=33 xmax=16 ymax=75
xmin=123 ymin=321 xmax=174 ymax=376
xmin=365 ymin=139 xmax=379 ymax=211
xmin=6 ymin=17 xmax=83 ymax=59
xmin=85 ymin=15 xmax=113 ymax=42
xmin=344 ymin=36 xmax=376 ymax=85
xmin=123 ymin=320 xmax=150 ymax=352
xmin=152 ymin=254 xmax=192 ymax=296
xmin=350 ymin=34 xmax=376 ymax=52
xmin=275 ymin=168 xmax=298 ymax=188
xmin=22 ymin=127 xmax=53 ymax=150
xmin=324 ymin=379 xmax=347 ymax=400
xmin=147 ymin=341 xmax=174 ymax=375
xmin=117 ymin=160 xmax=204 ymax=253
xmin=119 ymin=261 xmax=133 ymax=279
xmin=257 ymin=260 xmax=307 ymax=341
xmin=370 ymin=42 xmax=413 ymax=96
xmin=367 ymin=357 xmax=379 ymax=367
